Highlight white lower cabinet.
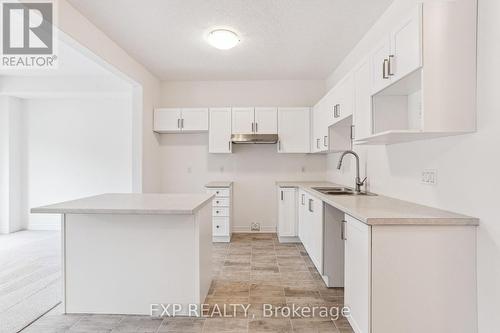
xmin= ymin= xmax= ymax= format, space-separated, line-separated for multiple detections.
xmin=206 ymin=185 xmax=232 ymax=242
xmin=344 ymin=214 xmax=371 ymax=333
xmin=297 ymin=191 xmax=324 ymax=275
xmin=307 ymin=194 xmax=324 ymax=274
xmin=297 ymin=190 xmax=307 ymax=242
xmin=277 ymin=187 xmax=298 ymax=242
xmin=343 ymin=214 xmax=477 ymax=333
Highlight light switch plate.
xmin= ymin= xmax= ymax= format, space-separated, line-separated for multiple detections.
xmin=421 ymin=169 xmax=437 ymax=185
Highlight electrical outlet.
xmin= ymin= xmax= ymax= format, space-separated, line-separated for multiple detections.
xmin=421 ymin=169 xmax=437 ymax=185
xmin=251 ymin=223 xmax=260 ymax=232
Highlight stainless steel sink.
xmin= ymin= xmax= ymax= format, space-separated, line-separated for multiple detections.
xmin=312 ymin=187 xmax=377 ymax=196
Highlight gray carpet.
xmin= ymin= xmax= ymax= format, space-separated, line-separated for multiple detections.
xmin=0 ymin=231 xmax=61 ymax=333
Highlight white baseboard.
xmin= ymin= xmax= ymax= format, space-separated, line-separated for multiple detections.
xmin=232 ymin=225 xmax=276 ymax=233
xmin=28 ymin=222 xmax=60 ymax=231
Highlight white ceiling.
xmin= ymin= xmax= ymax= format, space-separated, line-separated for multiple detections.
xmin=67 ymin=0 xmax=394 ymax=81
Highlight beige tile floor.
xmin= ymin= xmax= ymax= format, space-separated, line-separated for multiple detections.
xmin=22 ymin=233 xmax=354 ymax=333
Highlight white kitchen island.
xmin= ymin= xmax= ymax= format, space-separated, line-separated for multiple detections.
xmin=31 ymin=193 xmax=213 ymax=316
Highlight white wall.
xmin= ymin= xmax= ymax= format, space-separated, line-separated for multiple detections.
xmin=160 ymin=80 xmax=326 ymax=231
xmin=24 ymin=97 xmax=133 ymax=230
xmin=0 ymin=96 xmax=23 ymax=234
xmin=324 ymin=0 xmax=499 ymax=331
xmin=57 ymin=0 xmax=162 ymax=192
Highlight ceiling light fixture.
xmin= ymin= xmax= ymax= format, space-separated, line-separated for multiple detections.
xmin=207 ymin=29 xmax=240 ymax=50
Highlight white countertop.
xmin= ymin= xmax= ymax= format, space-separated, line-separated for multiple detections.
xmin=205 ymin=181 xmax=233 ymax=188
xmin=276 ymin=181 xmax=479 ymax=226
xmin=31 ymin=193 xmax=214 ymax=215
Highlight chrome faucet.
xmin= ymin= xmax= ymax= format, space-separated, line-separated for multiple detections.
xmin=337 ymin=150 xmax=367 ymax=193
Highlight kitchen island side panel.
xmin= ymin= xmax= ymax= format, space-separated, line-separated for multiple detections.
xmin=64 ymin=213 xmax=199 ymax=315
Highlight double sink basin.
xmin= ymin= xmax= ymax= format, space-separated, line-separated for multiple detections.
xmin=312 ymin=187 xmax=377 ymax=196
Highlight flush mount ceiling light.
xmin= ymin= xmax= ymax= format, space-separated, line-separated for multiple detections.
xmin=207 ymin=29 xmax=240 ymax=50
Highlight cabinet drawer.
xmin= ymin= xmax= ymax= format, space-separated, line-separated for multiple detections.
xmin=213 ymin=197 xmax=230 ymax=207
xmin=207 ymin=188 xmax=230 ymax=197
xmin=213 ymin=217 xmax=229 ymax=236
xmin=213 ymin=207 xmax=229 ymax=217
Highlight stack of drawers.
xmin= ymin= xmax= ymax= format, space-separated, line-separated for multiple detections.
xmin=205 ymin=183 xmax=232 ymax=242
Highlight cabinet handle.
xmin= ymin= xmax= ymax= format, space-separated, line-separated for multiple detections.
xmin=228 ymin=141 xmax=231 ymax=151
xmin=383 ymin=59 xmax=389 ymax=79
xmin=350 ymin=125 xmax=355 ymax=140
xmin=278 ymin=140 xmax=281 ymax=151
xmin=308 ymin=199 xmax=313 ymax=212
xmin=280 ymin=190 xmax=284 ymax=201
xmin=334 ymin=104 xmax=341 ymax=118
xmin=216 ymin=225 xmax=220 ymax=229
xmin=181 ymin=118 xmax=184 ymax=129
xmin=341 ymin=220 xmax=347 ymax=240
xmin=252 ymin=122 xmax=255 ymax=132
xmin=255 ymin=122 xmax=258 ymax=132
xmin=388 ymin=55 xmax=395 ymax=76
xmin=177 ymin=118 xmax=180 ymax=129
xmin=316 ymin=138 xmax=320 ymax=149
xmin=323 ymin=135 xmax=328 ymax=147
xmin=301 ymin=194 xmax=305 ymax=205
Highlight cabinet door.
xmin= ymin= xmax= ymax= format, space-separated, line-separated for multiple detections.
xmin=255 ymin=107 xmax=277 ymax=134
xmin=390 ymin=5 xmax=422 ymax=81
xmin=344 ymin=214 xmax=371 ymax=333
xmin=370 ymin=37 xmax=392 ymax=94
xmin=335 ymin=73 xmax=355 ymax=123
xmin=308 ymin=196 xmax=324 ymax=274
xmin=232 ymin=107 xmax=254 ymax=134
xmin=209 ymin=108 xmax=232 ymax=153
xmin=277 ymin=107 xmax=310 ymax=153
xmin=297 ymin=190 xmax=307 ymax=242
xmin=154 ymin=108 xmax=181 ymax=133
xmin=181 ymin=108 xmax=208 ymax=132
xmin=311 ymin=103 xmax=323 ymax=153
xmin=278 ymin=187 xmax=297 ymax=237
xmin=353 ymin=60 xmax=372 ymax=140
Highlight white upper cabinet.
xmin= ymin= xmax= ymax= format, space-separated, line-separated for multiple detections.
xmin=353 ymin=60 xmax=372 ymax=140
xmin=277 ymin=107 xmax=310 ymax=153
xmin=181 ymin=108 xmax=209 ymax=132
xmin=154 ymin=108 xmax=182 ymax=133
xmin=370 ymin=6 xmax=422 ymax=94
xmin=254 ymin=107 xmax=278 ymax=134
xmin=370 ymin=37 xmax=393 ymax=94
xmin=209 ymin=107 xmax=232 ymax=153
xmin=333 ymin=73 xmax=355 ymax=123
xmin=390 ymin=6 xmax=422 ymax=82
xmin=154 ymin=108 xmax=208 ymax=133
xmin=360 ymin=1 xmax=477 ymax=144
xmin=232 ymin=107 xmax=255 ymax=134
xmin=232 ymin=107 xmax=278 ymax=135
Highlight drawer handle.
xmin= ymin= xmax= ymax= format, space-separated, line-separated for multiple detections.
xmin=216 ymin=201 xmax=219 ymax=204
xmin=216 ymin=191 xmax=219 ymax=194
xmin=216 ymin=225 xmax=220 ymax=229
xmin=216 ymin=210 xmax=220 ymax=213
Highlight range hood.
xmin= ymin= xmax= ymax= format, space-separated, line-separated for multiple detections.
xmin=231 ymin=134 xmax=279 ymax=144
